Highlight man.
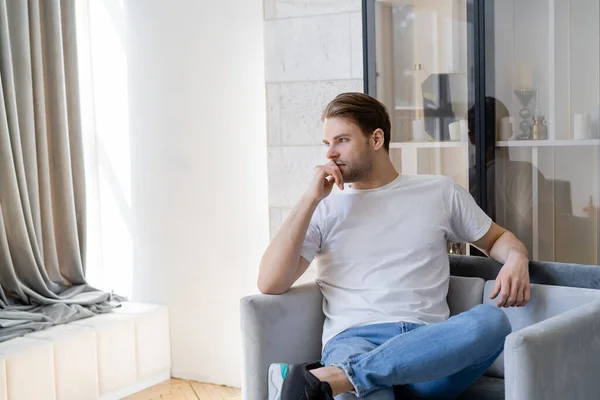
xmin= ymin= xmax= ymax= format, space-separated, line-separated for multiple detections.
xmin=258 ymin=93 xmax=530 ymax=400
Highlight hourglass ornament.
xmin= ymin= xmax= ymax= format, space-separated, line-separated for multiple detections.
xmin=514 ymin=88 xmax=536 ymax=140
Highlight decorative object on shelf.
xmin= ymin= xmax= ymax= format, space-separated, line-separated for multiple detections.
xmin=447 ymin=241 xmax=465 ymax=255
xmin=573 ymin=113 xmax=591 ymax=139
xmin=409 ymin=63 xmax=428 ymax=120
xmin=529 ymin=85 xmax=547 ymax=140
xmin=531 ymin=115 xmax=548 ymax=140
xmin=514 ymin=88 xmax=536 ymax=140
xmin=411 ymin=119 xmax=432 ymax=142
xmin=448 ymin=121 xmax=461 ymax=141
xmin=409 ymin=64 xmax=429 ymax=142
xmin=583 ymin=195 xmax=597 ymax=218
xmin=447 ymin=119 xmax=469 ymax=142
xmin=422 ymin=73 xmax=467 ymax=141
xmin=516 ymin=64 xmax=533 ymax=88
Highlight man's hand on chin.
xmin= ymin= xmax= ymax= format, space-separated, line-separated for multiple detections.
xmin=489 ymin=251 xmax=530 ymax=308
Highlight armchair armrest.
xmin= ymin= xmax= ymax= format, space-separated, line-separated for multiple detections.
xmin=240 ymin=282 xmax=325 ymax=400
xmin=504 ymin=299 xmax=600 ymax=400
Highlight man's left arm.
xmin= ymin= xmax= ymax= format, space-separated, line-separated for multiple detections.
xmin=471 ymin=222 xmax=531 ymax=308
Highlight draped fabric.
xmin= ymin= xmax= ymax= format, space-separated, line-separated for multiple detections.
xmin=0 ymin=0 xmax=121 ymax=342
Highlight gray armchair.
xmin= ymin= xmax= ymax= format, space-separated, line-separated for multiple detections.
xmin=241 ymin=255 xmax=600 ymax=400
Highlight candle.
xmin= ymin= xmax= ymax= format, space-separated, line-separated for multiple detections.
xmin=574 ymin=113 xmax=590 ymax=139
xmin=516 ymin=64 xmax=533 ymax=88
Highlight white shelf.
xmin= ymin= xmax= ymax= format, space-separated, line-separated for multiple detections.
xmin=390 ymin=141 xmax=468 ymax=149
xmin=496 ymin=139 xmax=600 ymax=147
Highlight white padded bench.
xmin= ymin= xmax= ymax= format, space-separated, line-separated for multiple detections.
xmin=0 ymin=302 xmax=170 ymax=400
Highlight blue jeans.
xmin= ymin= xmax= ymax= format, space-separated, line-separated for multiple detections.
xmin=321 ymin=304 xmax=511 ymax=399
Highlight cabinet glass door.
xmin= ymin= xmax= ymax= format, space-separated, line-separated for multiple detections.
xmin=485 ymin=0 xmax=600 ymax=263
xmin=367 ymin=0 xmax=475 ymax=254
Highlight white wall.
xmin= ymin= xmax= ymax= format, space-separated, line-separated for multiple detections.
xmin=80 ymin=0 xmax=269 ymax=387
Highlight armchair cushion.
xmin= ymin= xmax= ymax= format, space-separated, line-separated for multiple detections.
xmin=395 ymin=375 xmax=504 ymax=400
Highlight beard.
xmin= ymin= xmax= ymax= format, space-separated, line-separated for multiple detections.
xmin=338 ymin=150 xmax=374 ymax=183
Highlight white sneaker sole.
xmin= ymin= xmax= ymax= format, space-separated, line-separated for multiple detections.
xmin=268 ymin=363 xmax=288 ymax=400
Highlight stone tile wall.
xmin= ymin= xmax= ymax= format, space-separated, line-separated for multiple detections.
xmin=264 ymin=1 xmax=364 ymax=245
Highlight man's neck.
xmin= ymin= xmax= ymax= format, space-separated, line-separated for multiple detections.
xmin=349 ymin=160 xmax=399 ymax=190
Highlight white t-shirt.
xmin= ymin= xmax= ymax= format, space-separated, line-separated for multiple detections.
xmin=300 ymin=174 xmax=492 ymax=347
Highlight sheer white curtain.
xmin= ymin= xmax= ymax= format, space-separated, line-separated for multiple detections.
xmin=75 ymin=0 xmax=134 ymax=298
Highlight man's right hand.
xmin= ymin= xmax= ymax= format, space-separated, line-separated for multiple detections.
xmin=305 ymin=161 xmax=344 ymax=202
xmin=259 ymin=162 xmax=342 ymax=294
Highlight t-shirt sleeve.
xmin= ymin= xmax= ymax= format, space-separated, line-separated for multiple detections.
xmin=448 ymin=182 xmax=492 ymax=243
xmin=300 ymin=208 xmax=322 ymax=263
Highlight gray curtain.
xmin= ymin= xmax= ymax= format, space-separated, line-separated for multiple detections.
xmin=0 ymin=0 xmax=121 ymax=342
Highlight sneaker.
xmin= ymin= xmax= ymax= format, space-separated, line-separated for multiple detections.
xmin=268 ymin=362 xmax=334 ymax=400
xmin=268 ymin=363 xmax=287 ymax=400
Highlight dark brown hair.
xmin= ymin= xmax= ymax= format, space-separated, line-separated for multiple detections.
xmin=322 ymin=92 xmax=391 ymax=152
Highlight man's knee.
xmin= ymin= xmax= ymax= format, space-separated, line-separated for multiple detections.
xmin=470 ymin=304 xmax=512 ymax=343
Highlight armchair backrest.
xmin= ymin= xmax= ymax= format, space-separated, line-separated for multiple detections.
xmin=449 ymin=255 xmax=600 ymax=289
xmin=447 ymin=276 xmax=485 ymax=316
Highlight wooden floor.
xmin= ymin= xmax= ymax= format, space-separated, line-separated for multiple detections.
xmin=124 ymin=379 xmax=241 ymax=400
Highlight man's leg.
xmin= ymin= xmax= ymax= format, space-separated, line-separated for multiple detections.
xmin=320 ymin=304 xmax=511 ymax=398
xmin=321 ymin=323 xmax=400 ymax=400
xmin=401 ymin=345 xmax=503 ymax=399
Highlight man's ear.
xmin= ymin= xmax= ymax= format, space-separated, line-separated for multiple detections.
xmin=371 ymin=128 xmax=385 ymax=151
